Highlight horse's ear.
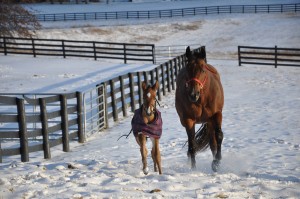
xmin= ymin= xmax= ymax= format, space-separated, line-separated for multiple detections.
xmin=186 ymin=46 xmax=192 ymax=59
xmin=199 ymin=46 xmax=206 ymax=59
xmin=152 ymin=80 xmax=159 ymax=91
xmin=142 ymin=81 xmax=147 ymax=91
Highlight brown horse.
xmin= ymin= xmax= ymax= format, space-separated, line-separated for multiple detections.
xmin=131 ymin=81 xmax=163 ymax=175
xmin=175 ymin=46 xmax=224 ymax=172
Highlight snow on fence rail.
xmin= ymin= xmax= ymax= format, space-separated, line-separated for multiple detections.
xmin=238 ymin=46 xmax=300 ymax=68
xmin=0 ymin=46 xmax=202 ymax=163
xmin=29 ymin=3 xmax=300 ymax=22
xmin=0 ymin=37 xmax=155 ymax=64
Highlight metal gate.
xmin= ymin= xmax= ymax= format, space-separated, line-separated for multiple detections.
xmin=82 ymin=84 xmax=106 ymax=137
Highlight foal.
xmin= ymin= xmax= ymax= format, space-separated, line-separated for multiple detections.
xmin=131 ymin=81 xmax=163 ymax=175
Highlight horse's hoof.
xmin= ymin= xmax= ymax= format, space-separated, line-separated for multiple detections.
xmin=212 ymin=160 xmax=220 ymax=172
xmin=143 ymin=167 xmax=149 ymax=175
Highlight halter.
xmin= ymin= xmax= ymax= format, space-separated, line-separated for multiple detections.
xmin=185 ymin=75 xmax=207 ymax=89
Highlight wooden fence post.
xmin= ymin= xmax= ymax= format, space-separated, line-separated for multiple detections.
xmin=102 ymin=82 xmax=109 ymax=128
xmin=0 ymin=140 xmax=2 ymax=163
xmin=152 ymin=45 xmax=156 ymax=64
xmin=123 ymin=44 xmax=127 ymax=64
xmin=155 ymin=67 xmax=161 ymax=101
xmin=119 ymin=75 xmax=127 ymax=117
xmin=76 ymin=92 xmax=84 ymax=143
xmin=170 ymin=60 xmax=175 ymax=90
xmin=129 ymin=73 xmax=136 ymax=112
xmin=161 ymin=64 xmax=166 ymax=96
xmin=17 ymin=98 xmax=29 ymax=162
xmin=150 ymin=70 xmax=155 ymax=85
xmin=238 ymin=46 xmax=241 ymax=66
xmin=93 ymin=42 xmax=97 ymax=60
xmin=275 ymin=45 xmax=278 ymax=68
xmin=60 ymin=94 xmax=69 ymax=152
xmin=3 ymin=37 xmax=7 ymax=55
xmin=138 ymin=72 xmax=143 ymax=106
xmin=110 ymin=79 xmax=118 ymax=121
xmin=62 ymin=40 xmax=66 ymax=58
xmin=39 ymin=98 xmax=51 ymax=159
xmin=32 ymin=38 xmax=36 ymax=58
xmin=166 ymin=62 xmax=171 ymax=92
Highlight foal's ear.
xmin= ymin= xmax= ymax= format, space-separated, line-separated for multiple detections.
xmin=186 ymin=46 xmax=192 ymax=58
xmin=142 ymin=81 xmax=147 ymax=91
xmin=152 ymin=80 xmax=159 ymax=91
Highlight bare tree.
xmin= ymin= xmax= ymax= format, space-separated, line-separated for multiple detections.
xmin=0 ymin=0 xmax=41 ymax=38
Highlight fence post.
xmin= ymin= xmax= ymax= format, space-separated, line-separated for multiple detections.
xmin=110 ymin=79 xmax=118 ymax=121
xmin=123 ymin=44 xmax=127 ymax=64
xmin=0 ymin=140 xmax=2 ymax=163
xmin=3 ymin=37 xmax=7 ymax=55
xmin=275 ymin=45 xmax=278 ymax=68
xmin=170 ymin=60 xmax=175 ymax=90
xmin=76 ymin=92 xmax=84 ymax=143
xmin=119 ymin=75 xmax=127 ymax=117
xmin=166 ymin=62 xmax=171 ymax=92
xmin=137 ymin=72 xmax=143 ymax=106
xmin=155 ymin=67 xmax=162 ymax=101
xmin=62 ymin=40 xmax=66 ymax=58
xmin=32 ymin=38 xmax=36 ymax=58
xmin=102 ymin=82 xmax=109 ymax=128
xmin=161 ymin=64 xmax=166 ymax=96
xmin=238 ymin=46 xmax=241 ymax=66
xmin=39 ymin=98 xmax=51 ymax=159
xmin=60 ymin=94 xmax=69 ymax=152
xmin=17 ymin=98 xmax=29 ymax=162
xmin=93 ymin=42 xmax=97 ymax=60
xmin=129 ymin=73 xmax=136 ymax=112
xmin=152 ymin=45 xmax=156 ymax=64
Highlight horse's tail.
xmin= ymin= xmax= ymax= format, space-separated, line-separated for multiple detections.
xmin=195 ymin=123 xmax=210 ymax=153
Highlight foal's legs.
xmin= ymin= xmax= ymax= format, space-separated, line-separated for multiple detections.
xmin=151 ymin=138 xmax=162 ymax=174
xmin=135 ymin=134 xmax=148 ymax=175
xmin=209 ymin=112 xmax=223 ymax=172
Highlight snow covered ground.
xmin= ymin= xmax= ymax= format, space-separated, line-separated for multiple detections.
xmin=1 ymin=0 xmax=300 ymax=198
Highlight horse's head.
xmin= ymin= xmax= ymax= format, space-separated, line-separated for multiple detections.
xmin=185 ymin=46 xmax=207 ymax=103
xmin=142 ymin=80 xmax=159 ymax=116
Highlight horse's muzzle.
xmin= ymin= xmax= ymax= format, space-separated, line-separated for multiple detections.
xmin=188 ymin=92 xmax=200 ymax=102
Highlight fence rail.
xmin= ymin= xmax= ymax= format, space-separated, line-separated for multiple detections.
xmin=30 ymin=4 xmax=300 ymax=22
xmin=238 ymin=46 xmax=300 ymax=68
xmin=0 ymin=37 xmax=155 ymax=64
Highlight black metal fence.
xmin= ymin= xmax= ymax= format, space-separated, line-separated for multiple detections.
xmin=0 ymin=37 xmax=155 ymax=64
xmin=238 ymin=46 xmax=300 ymax=68
xmin=31 ymin=4 xmax=300 ymax=22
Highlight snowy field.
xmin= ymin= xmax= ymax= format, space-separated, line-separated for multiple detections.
xmin=1 ymin=0 xmax=300 ymax=198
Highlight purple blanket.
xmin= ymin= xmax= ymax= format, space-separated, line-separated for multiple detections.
xmin=131 ymin=107 xmax=163 ymax=139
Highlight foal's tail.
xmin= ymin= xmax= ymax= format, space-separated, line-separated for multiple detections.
xmin=195 ymin=123 xmax=210 ymax=153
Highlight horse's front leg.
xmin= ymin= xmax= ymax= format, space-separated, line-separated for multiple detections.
xmin=185 ymin=120 xmax=196 ymax=169
xmin=210 ymin=112 xmax=224 ymax=172
xmin=151 ymin=138 xmax=162 ymax=174
xmin=136 ymin=134 xmax=148 ymax=175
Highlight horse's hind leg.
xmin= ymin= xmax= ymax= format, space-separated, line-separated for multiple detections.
xmin=151 ymin=138 xmax=162 ymax=174
xmin=136 ymin=134 xmax=148 ymax=175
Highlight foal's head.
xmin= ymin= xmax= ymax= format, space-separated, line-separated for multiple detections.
xmin=185 ymin=46 xmax=207 ymax=103
xmin=142 ymin=80 xmax=159 ymax=117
